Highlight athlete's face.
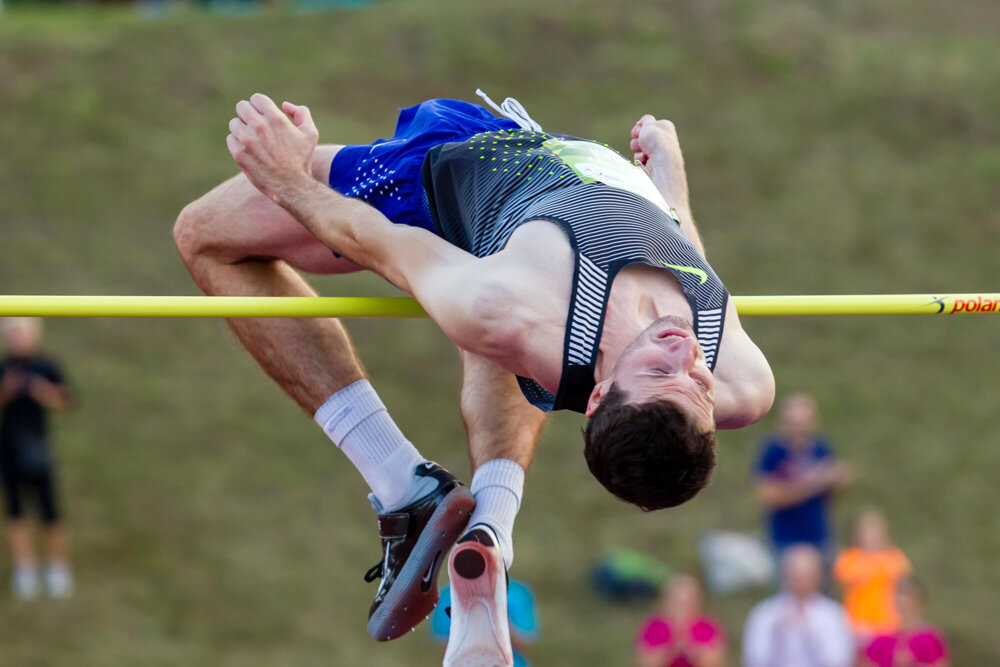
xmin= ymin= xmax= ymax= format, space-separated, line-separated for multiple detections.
xmin=586 ymin=316 xmax=715 ymax=430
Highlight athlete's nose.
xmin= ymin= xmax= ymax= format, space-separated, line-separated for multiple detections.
xmin=661 ymin=336 xmax=699 ymax=369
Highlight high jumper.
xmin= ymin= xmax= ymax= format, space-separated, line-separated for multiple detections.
xmin=172 ymin=92 xmax=775 ymax=665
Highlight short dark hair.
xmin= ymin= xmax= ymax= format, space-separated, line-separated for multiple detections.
xmin=584 ymin=385 xmax=716 ymax=511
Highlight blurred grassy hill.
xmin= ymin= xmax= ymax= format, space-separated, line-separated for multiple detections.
xmin=0 ymin=0 xmax=998 ymax=664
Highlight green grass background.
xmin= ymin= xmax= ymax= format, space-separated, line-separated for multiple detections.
xmin=0 ymin=0 xmax=998 ymax=664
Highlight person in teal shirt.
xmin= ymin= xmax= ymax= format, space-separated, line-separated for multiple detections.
xmin=430 ymin=579 xmax=539 ymax=667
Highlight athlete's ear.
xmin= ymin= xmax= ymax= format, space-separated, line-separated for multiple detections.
xmin=585 ymin=379 xmax=613 ymax=418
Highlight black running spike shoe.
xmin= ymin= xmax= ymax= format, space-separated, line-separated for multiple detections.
xmin=364 ymin=461 xmax=474 ymax=641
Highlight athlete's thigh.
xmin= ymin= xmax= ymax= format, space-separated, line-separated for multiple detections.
xmin=190 ymin=144 xmax=360 ymax=275
xmin=459 ymin=350 xmax=546 ymax=469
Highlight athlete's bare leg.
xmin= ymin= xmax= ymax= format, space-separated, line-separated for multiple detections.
xmin=459 ymin=351 xmax=546 ymax=472
xmin=175 ymin=143 xmax=531 ymax=643
xmin=173 ymin=146 xmax=366 ymax=413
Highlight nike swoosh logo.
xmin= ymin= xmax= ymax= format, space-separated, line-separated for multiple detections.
xmin=421 ymin=551 xmax=442 ymax=592
xmin=660 ymin=261 xmax=708 ymax=285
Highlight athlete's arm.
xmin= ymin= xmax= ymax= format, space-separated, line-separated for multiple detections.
xmin=226 ymin=94 xmax=516 ymax=357
xmin=711 ymin=301 xmax=775 ymax=429
xmin=630 ymin=115 xmax=706 ymax=256
xmin=629 ymin=117 xmax=771 ymax=423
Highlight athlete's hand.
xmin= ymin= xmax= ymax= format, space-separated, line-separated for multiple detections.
xmin=227 ymin=93 xmax=319 ymax=204
xmin=630 ymin=114 xmax=681 ymax=167
xmin=630 ymin=115 xmax=690 ymax=211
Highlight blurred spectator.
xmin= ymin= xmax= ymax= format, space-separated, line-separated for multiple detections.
xmin=860 ymin=577 xmax=949 ymax=667
xmin=430 ymin=578 xmax=538 ymax=667
xmin=834 ymin=509 xmax=911 ymax=636
xmin=754 ymin=393 xmax=851 ymax=563
xmin=636 ymin=573 xmax=725 ymax=667
xmin=742 ymin=544 xmax=854 ymax=667
xmin=0 ymin=318 xmax=73 ymax=600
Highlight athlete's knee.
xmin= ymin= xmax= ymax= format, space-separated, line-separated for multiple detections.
xmin=174 ymin=178 xmax=243 ymax=267
xmin=173 ymin=198 xmax=213 ymax=266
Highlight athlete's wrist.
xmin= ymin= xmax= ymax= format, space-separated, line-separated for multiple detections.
xmin=271 ymin=169 xmax=319 ymax=209
xmin=646 ymin=160 xmax=691 ymax=213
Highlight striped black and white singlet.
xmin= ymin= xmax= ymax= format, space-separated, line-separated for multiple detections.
xmin=421 ymin=127 xmax=729 ymax=413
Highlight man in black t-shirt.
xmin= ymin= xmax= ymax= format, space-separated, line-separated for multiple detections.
xmin=0 ymin=318 xmax=73 ymax=600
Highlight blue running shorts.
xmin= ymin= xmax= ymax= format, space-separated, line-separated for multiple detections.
xmin=328 ymin=99 xmax=521 ymax=235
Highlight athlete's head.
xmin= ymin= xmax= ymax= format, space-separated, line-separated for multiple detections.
xmin=2 ymin=317 xmax=42 ymax=358
xmin=583 ymin=316 xmax=716 ymax=511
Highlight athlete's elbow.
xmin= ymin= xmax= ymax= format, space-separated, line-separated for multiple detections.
xmin=741 ymin=388 xmax=775 ymax=429
xmin=718 ymin=374 xmax=775 ymax=430
xmin=751 ymin=370 xmax=776 ymax=423
xmin=742 ymin=360 xmax=776 ymax=426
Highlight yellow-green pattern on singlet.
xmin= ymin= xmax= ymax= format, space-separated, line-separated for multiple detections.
xmin=421 ymin=129 xmax=729 ymax=413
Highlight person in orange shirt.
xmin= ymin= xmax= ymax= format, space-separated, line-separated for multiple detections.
xmin=833 ymin=510 xmax=911 ymax=637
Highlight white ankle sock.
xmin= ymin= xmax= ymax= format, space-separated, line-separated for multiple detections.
xmin=467 ymin=458 xmax=524 ymax=569
xmin=314 ymin=380 xmax=426 ymax=510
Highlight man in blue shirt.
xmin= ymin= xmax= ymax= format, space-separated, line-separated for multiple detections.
xmin=754 ymin=394 xmax=852 ymax=563
xmin=430 ymin=578 xmax=539 ymax=667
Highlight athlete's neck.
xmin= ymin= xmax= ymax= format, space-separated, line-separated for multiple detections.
xmin=594 ymin=263 xmax=693 ymax=382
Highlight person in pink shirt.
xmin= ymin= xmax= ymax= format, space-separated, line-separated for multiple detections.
xmin=861 ymin=578 xmax=949 ymax=667
xmin=636 ymin=573 xmax=725 ymax=667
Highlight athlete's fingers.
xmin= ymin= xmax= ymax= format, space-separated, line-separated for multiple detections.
xmin=227 ymin=133 xmax=263 ymax=175
xmin=250 ymin=93 xmax=283 ymax=121
xmin=283 ymin=101 xmax=319 ymax=140
xmin=633 ymin=114 xmax=655 ymax=137
xmin=281 ymin=101 xmax=307 ymax=126
xmin=228 ymin=117 xmax=249 ymax=141
xmin=226 ymin=133 xmax=245 ymax=161
xmin=235 ymin=99 xmax=267 ymax=133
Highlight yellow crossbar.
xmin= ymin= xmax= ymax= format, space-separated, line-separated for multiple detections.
xmin=0 ymin=294 xmax=997 ymax=318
